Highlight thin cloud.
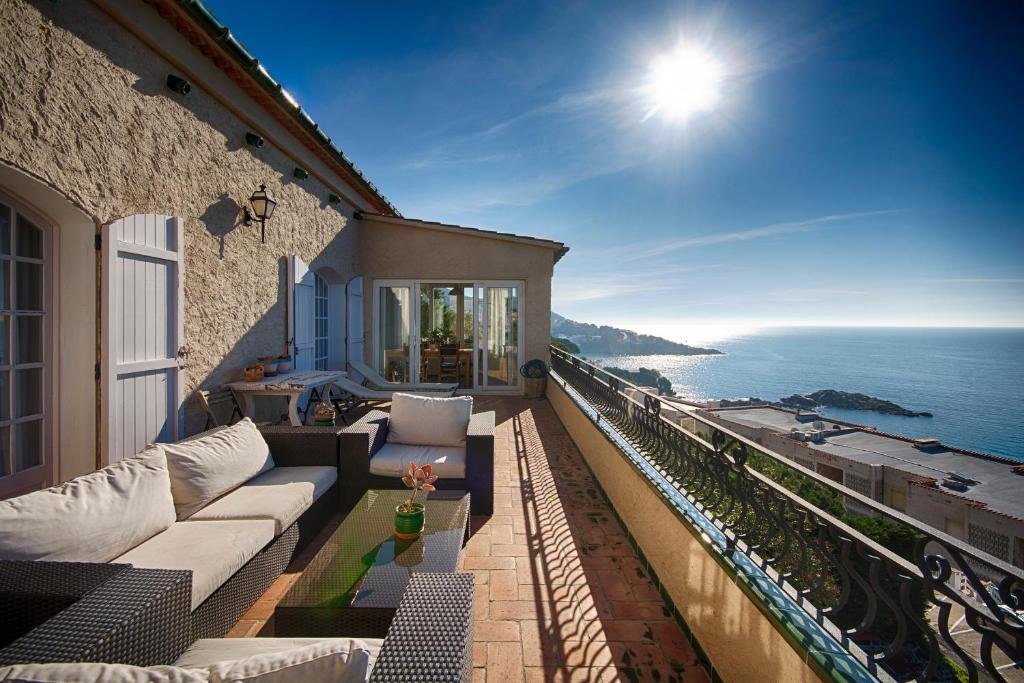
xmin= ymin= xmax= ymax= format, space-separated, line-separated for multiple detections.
xmin=926 ymin=277 xmax=1024 ymax=284
xmin=623 ymin=209 xmax=902 ymax=260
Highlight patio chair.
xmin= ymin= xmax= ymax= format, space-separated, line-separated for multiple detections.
xmin=338 ymin=395 xmax=495 ymax=516
xmin=350 ymin=359 xmax=457 ymax=395
xmin=193 ymin=388 xmax=243 ymax=430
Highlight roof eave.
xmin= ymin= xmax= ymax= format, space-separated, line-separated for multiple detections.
xmin=146 ymin=0 xmax=399 ymax=216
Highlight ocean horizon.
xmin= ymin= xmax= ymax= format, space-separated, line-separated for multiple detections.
xmin=588 ymin=326 xmax=1024 ymax=461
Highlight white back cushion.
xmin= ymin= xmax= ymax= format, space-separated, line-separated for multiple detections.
xmin=204 ymin=639 xmax=373 ymax=683
xmin=0 ymin=448 xmax=175 ymax=563
xmin=159 ymin=418 xmax=275 ymax=520
xmin=386 ymin=393 xmax=473 ymax=447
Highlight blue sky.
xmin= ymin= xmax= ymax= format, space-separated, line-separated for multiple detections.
xmin=205 ymin=1 xmax=1023 ymax=338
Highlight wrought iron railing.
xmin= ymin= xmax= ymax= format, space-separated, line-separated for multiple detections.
xmin=550 ymin=347 xmax=1023 ymax=683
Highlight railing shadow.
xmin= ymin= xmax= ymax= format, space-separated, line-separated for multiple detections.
xmin=502 ymin=399 xmax=699 ymax=681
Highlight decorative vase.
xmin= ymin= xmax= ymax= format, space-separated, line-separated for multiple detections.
xmin=260 ymin=356 xmax=278 ymax=376
xmin=394 ymin=502 xmax=425 ymax=539
xmin=314 ymin=416 xmax=336 ymax=426
xmin=277 ymin=356 xmax=292 ymax=373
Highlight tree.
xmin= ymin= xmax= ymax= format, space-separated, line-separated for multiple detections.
xmin=551 ymin=337 xmax=580 ymax=354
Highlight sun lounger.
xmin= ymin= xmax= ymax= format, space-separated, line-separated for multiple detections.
xmin=326 ymin=376 xmax=446 ymax=412
xmin=349 ymin=360 xmax=458 ymax=396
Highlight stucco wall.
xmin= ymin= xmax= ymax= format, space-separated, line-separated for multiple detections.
xmin=547 ymin=380 xmax=821 ymax=683
xmin=358 ymin=217 xmax=555 ymax=382
xmin=0 ymin=0 xmax=363 ymax=461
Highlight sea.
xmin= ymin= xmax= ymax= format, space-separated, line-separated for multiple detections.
xmin=588 ymin=327 xmax=1024 ymax=461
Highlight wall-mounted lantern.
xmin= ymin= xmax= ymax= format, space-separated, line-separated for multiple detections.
xmin=166 ymin=74 xmax=191 ymax=95
xmin=293 ymin=167 xmax=309 ymax=180
xmin=328 ymin=194 xmax=341 ymax=205
xmin=245 ymin=132 xmax=265 ymax=148
xmin=244 ymin=184 xmax=277 ymax=243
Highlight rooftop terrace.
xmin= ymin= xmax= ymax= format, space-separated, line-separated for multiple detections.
xmin=231 ymin=397 xmax=710 ymax=683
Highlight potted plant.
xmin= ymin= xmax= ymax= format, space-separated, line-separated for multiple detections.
xmin=394 ymin=462 xmax=438 ymax=539
xmin=276 ymin=352 xmax=292 ymax=373
xmin=520 ymin=359 xmax=548 ymax=398
xmin=259 ymin=354 xmax=279 ymax=376
xmin=313 ymin=400 xmax=336 ymax=426
xmin=244 ymin=363 xmax=265 ymax=382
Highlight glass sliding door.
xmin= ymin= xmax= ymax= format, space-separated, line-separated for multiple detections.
xmin=418 ymin=284 xmax=474 ymax=390
xmin=482 ymin=285 xmax=521 ymax=389
xmin=374 ymin=280 xmax=522 ymax=392
xmin=376 ymin=285 xmax=412 ymax=382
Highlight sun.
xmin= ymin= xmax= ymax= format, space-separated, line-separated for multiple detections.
xmin=644 ymin=44 xmax=723 ymax=122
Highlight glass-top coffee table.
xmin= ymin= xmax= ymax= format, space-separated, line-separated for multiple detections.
xmin=274 ymin=489 xmax=470 ymax=637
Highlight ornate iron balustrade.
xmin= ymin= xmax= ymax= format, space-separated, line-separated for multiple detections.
xmin=549 ymin=347 xmax=1023 ymax=683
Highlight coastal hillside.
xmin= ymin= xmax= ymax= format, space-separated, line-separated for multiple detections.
xmin=551 ymin=313 xmax=723 ymax=356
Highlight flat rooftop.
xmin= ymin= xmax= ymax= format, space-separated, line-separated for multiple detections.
xmin=707 ymin=406 xmax=826 ymax=432
xmin=708 ymin=407 xmax=1024 ymax=521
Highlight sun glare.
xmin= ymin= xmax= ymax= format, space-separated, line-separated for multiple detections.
xmin=645 ymin=44 xmax=723 ymax=122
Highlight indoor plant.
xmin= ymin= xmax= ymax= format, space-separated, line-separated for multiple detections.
xmin=394 ymin=462 xmax=438 ymax=539
xmin=520 ymin=358 xmax=549 ymax=398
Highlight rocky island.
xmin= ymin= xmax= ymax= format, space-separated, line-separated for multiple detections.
xmin=779 ymin=390 xmax=933 ymax=417
xmin=551 ymin=313 xmax=723 ymax=356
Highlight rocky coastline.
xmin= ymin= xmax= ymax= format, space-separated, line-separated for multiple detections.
xmin=721 ymin=390 xmax=932 ymax=417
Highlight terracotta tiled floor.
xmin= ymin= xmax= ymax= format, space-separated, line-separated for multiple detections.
xmin=230 ymin=397 xmax=709 ymax=683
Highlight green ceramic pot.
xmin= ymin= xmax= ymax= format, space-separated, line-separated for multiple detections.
xmin=394 ymin=502 xmax=425 ymax=538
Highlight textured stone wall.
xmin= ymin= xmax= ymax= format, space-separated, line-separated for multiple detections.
xmin=0 ymin=0 xmax=361 ymax=433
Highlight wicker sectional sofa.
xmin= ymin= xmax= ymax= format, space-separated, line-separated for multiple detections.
xmin=0 ymin=569 xmax=475 ymax=682
xmin=0 ymin=419 xmax=342 ymax=649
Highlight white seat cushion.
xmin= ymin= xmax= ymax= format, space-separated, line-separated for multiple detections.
xmin=0 ymin=662 xmax=208 ymax=682
xmin=189 ymin=467 xmax=337 ymax=535
xmin=0 ymin=448 xmax=175 ymax=563
xmin=386 ymin=393 xmax=472 ymax=447
xmin=159 ymin=418 xmax=276 ymax=520
xmin=369 ymin=443 xmax=466 ymax=479
xmin=177 ymin=638 xmax=382 ymax=681
xmin=113 ymin=519 xmax=275 ymax=610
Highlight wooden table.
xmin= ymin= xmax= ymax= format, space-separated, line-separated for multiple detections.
xmin=227 ymin=370 xmax=346 ymax=426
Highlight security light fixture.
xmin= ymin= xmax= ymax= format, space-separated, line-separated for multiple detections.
xmin=245 ymin=132 xmax=265 ymax=148
xmin=166 ymin=74 xmax=191 ymax=95
xmin=328 ymin=194 xmax=340 ymax=205
xmin=244 ymin=183 xmax=277 ymax=243
xmin=293 ymin=167 xmax=309 ymax=180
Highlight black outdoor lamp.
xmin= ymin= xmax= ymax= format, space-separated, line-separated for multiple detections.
xmin=245 ymin=183 xmax=277 ymax=243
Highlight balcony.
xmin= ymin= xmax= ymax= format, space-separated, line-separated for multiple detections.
xmin=227 ymin=353 xmax=1022 ymax=682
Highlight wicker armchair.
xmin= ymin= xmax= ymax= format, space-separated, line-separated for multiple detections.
xmin=338 ymin=410 xmax=495 ymax=516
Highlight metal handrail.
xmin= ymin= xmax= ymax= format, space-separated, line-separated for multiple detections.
xmin=550 ymin=346 xmax=1023 ymax=683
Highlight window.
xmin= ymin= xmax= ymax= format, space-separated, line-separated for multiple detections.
xmin=968 ymin=523 xmax=1009 ymax=561
xmin=0 ymin=200 xmax=47 ymax=482
xmin=314 ymin=272 xmax=329 ymax=371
